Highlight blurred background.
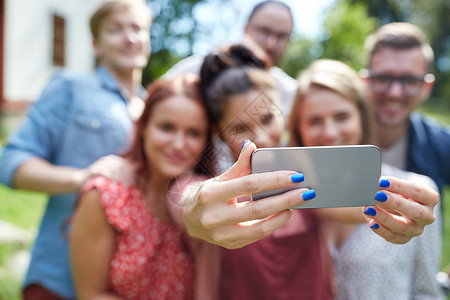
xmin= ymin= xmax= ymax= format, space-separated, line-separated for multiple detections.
xmin=0 ymin=0 xmax=449 ymax=299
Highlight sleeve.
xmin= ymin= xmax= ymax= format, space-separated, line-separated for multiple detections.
xmin=411 ymin=201 xmax=444 ymax=299
xmin=80 ymin=176 xmax=130 ymax=232
xmin=0 ymin=73 xmax=74 ymax=187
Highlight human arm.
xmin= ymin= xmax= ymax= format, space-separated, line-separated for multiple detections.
xmin=180 ymin=141 xmax=316 ymax=249
xmin=12 ymin=155 xmax=135 ymax=194
xmin=70 ymin=189 xmax=123 ymax=300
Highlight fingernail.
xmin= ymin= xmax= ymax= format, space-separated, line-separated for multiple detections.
xmin=374 ymin=191 xmax=388 ymax=202
xmin=379 ymin=179 xmax=391 ymax=188
xmin=302 ymin=189 xmax=316 ymax=201
xmin=241 ymin=139 xmax=250 ymax=150
xmin=290 ymin=173 xmax=304 ymax=183
xmin=364 ymin=207 xmax=377 ymax=217
xmin=370 ymin=223 xmax=380 ymax=230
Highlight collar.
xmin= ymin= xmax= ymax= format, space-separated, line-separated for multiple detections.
xmin=96 ymin=66 xmax=147 ymax=100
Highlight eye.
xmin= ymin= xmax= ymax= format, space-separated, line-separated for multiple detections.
xmin=306 ymin=116 xmax=322 ymax=126
xmin=373 ymin=75 xmax=392 ymax=85
xmin=187 ymin=128 xmax=202 ymax=138
xmin=159 ymin=123 xmax=173 ymax=132
xmin=402 ymin=76 xmax=421 ymax=87
xmin=233 ymin=124 xmax=248 ymax=134
xmin=261 ymin=113 xmax=274 ymax=126
xmin=335 ymin=112 xmax=351 ymax=122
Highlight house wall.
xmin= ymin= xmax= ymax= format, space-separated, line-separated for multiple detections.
xmin=3 ymin=0 xmax=103 ymax=104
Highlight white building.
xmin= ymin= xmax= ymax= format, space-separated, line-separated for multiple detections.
xmin=0 ymin=0 xmax=104 ymax=112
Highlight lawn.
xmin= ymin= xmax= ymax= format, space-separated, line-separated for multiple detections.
xmin=0 ymin=102 xmax=449 ymax=299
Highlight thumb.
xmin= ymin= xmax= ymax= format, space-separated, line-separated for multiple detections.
xmin=217 ymin=139 xmax=256 ymax=181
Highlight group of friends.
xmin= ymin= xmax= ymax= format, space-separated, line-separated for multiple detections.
xmin=1 ymin=0 xmax=449 ymax=299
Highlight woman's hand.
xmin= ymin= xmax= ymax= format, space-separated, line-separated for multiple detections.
xmin=181 ymin=141 xmax=316 ymax=249
xmin=364 ymin=176 xmax=439 ymax=244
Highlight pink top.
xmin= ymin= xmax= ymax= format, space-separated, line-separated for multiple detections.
xmin=220 ymin=209 xmax=335 ymax=300
xmin=83 ymin=177 xmax=194 ymax=300
xmin=167 ymin=175 xmax=336 ymax=300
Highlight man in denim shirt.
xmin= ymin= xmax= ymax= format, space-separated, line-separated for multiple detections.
xmin=0 ymin=1 xmax=152 ymax=299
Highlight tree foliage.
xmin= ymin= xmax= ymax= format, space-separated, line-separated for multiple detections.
xmin=279 ymin=0 xmax=376 ymax=79
xmin=351 ymin=0 xmax=450 ymax=101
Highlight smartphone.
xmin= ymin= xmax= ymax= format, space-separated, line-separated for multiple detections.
xmin=250 ymin=145 xmax=381 ymax=209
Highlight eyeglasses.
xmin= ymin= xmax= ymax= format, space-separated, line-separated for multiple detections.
xmin=359 ymin=69 xmax=435 ymax=96
xmin=249 ymin=24 xmax=291 ymax=44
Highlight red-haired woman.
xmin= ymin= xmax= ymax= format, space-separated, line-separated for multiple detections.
xmin=70 ymin=74 xmax=215 ymax=300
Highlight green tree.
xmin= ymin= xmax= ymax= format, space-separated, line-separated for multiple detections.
xmin=320 ymin=0 xmax=376 ymax=71
xmin=280 ymin=0 xmax=376 ymax=78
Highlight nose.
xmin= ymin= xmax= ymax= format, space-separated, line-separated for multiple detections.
xmin=172 ymin=131 xmax=186 ymax=150
xmin=386 ymin=79 xmax=403 ymax=97
xmin=322 ymin=120 xmax=339 ymax=145
xmin=252 ymin=128 xmax=272 ymax=148
xmin=124 ymin=28 xmax=139 ymax=43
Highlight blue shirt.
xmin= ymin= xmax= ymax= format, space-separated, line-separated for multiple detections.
xmin=407 ymin=112 xmax=450 ymax=194
xmin=0 ymin=67 xmax=137 ymax=298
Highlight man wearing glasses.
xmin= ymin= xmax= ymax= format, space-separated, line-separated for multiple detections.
xmin=164 ymin=1 xmax=297 ymax=120
xmin=362 ymin=22 xmax=450 ymax=195
xmin=362 ymin=22 xmax=450 ymax=292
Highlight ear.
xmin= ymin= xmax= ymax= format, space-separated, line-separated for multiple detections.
xmin=420 ymin=75 xmax=435 ymax=101
xmin=244 ymin=23 xmax=250 ymax=35
xmin=92 ymin=38 xmax=102 ymax=58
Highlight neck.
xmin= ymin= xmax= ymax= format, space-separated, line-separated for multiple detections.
xmin=375 ymin=121 xmax=409 ymax=149
xmin=143 ymin=175 xmax=173 ymax=223
xmin=104 ymin=66 xmax=143 ymax=100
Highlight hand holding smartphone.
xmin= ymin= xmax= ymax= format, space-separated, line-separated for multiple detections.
xmin=251 ymin=145 xmax=381 ymax=209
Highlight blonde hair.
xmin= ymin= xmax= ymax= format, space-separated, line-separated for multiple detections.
xmin=89 ymin=0 xmax=152 ymax=39
xmin=288 ymin=59 xmax=374 ymax=146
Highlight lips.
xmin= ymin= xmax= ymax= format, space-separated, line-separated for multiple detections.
xmin=165 ymin=153 xmax=187 ymax=164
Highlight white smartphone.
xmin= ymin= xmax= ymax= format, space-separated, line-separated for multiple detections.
xmin=250 ymin=145 xmax=382 ymax=209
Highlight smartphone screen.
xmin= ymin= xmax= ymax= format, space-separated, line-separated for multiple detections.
xmin=250 ymin=145 xmax=381 ymax=209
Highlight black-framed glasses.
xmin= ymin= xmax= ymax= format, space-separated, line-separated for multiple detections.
xmin=359 ymin=69 xmax=435 ymax=96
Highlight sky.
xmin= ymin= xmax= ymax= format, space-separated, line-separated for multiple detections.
xmin=191 ymin=0 xmax=337 ymax=55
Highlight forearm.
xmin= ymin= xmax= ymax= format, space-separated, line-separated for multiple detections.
xmin=12 ymin=157 xmax=87 ymax=194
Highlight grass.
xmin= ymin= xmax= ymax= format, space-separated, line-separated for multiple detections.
xmin=0 ymin=104 xmax=449 ymax=299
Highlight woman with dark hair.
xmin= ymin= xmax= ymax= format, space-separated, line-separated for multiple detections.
xmin=70 ymin=74 xmax=215 ymax=300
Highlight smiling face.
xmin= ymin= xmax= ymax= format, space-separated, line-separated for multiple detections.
xmin=368 ymin=47 xmax=433 ymax=128
xmin=244 ymin=3 xmax=293 ymax=65
xmin=217 ymin=88 xmax=284 ymax=158
xmin=143 ymin=95 xmax=208 ymax=180
xmin=297 ymin=87 xmax=363 ymax=147
xmin=94 ymin=6 xmax=151 ymax=71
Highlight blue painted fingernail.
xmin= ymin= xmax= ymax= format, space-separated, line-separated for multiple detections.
xmin=370 ymin=223 xmax=380 ymax=230
xmin=374 ymin=191 xmax=388 ymax=202
xmin=290 ymin=173 xmax=304 ymax=183
xmin=364 ymin=207 xmax=377 ymax=217
xmin=302 ymin=189 xmax=316 ymax=201
xmin=379 ymin=179 xmax=390 ymax=188
xmin=241 ymin=139 xmax=250 ymax=150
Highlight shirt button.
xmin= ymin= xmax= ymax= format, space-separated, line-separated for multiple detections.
xmin=91 ymin=119 xmax=101 ymax=129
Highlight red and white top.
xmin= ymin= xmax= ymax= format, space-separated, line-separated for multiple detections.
xmin=83 ymin=176 xmax=194 ymax=300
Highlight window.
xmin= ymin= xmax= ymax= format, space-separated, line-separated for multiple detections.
xmin=52 ymin=14 xmax=65 ymax=67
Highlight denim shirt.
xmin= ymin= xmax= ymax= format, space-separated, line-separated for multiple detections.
xmin=407 ymin=112 xmax=450 ymax=194
xmin=0 ymin=67 xmax=138 ymax=298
